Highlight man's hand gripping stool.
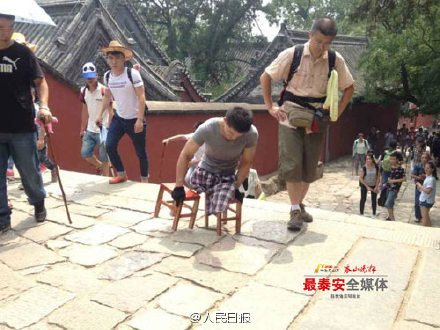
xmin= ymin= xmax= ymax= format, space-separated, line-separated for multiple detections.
xmin=35 ymin=115 xmax=72 ymax=224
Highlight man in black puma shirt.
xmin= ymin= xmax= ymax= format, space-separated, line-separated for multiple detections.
xmin=0 ymin=14 xmax=52 ymax=232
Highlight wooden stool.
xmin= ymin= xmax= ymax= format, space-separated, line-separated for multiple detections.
xmin=154 ymin=183 xmax=200 ymax=231
xmin=204 ymin=196 xmax=242 ymax=235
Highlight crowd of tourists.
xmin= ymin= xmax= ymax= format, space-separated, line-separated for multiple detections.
xmin=353 ymin=124 xmax=437 ymax=227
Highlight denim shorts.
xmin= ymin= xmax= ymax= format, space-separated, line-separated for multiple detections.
xmin=81 ymin=131 xmax=108 ymax=162
xmin=384 ymin=189 xmax=397 ymax=209
xmin=420 ymin=201 xmax=434 ymax=208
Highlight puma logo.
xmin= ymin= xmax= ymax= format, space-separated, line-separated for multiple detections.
xmin=2 ymin=56 xmax=20 ymax=70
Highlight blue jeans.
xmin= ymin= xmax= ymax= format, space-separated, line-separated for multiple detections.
xmin=106 ymin=114 xmax=149 ymax=178
xmin=414 ymin=188 xmax=421 ymax=220
xmin=385 ymin=189 xmax=397 ymax=209
xmin=0 ymin=132 xmax=46 ymax=226
xmin=381 ymin=171 xmax=390 ymax=189
xmin=81 ymin=131 xmax=108 ymax=162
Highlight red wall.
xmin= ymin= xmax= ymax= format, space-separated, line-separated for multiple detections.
xmin=324 ymin=102 xmax=399 ymax=160
xmin=45 ymin=72 xmax=279 ymax=183
xmin=46 ymin=71 xmax=398 ymax=183
xmin=399 ymin=114 xmax=437 ymax=129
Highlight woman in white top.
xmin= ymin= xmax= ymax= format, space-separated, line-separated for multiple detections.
xmin=416 ymin=161 xmax=437 ymax=227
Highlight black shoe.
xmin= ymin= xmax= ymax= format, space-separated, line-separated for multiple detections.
xmin=34 ymin=200 xmax=47 ymax=222
xmin=0 ymin=223 xmax=11 ymax=234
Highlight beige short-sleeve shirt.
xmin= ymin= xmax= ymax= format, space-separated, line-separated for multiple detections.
xmin=265 ymin=42 xmax=354 ymax=98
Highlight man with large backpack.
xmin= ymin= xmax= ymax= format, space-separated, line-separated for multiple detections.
xmin=260 ymin=17 xmax=354 ymax=231
xmin=80 ymin=62 xmax=111 ymax=176
xmin=352 ymin=133 xmax=370 ymax=176
xmin=96 ymin=40 xmax=148 ymax=184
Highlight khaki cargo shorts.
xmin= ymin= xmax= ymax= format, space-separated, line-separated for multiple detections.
xmin=278 ymin=125 xmax=325 ymax=183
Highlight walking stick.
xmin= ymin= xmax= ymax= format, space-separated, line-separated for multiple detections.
xmin=158 ymin=142 xmax=166 ymax=183
xmin=38 ymin=119 xmax=72 ymax=224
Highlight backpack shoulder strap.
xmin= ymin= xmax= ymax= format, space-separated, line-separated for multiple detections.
xmin=127 ymin=67 xmax=134 ymax=85
xmin=285 ymin=44 xmax=304 ymax=86
xmin=104 ymin=71 xmax=110 ymax=87
xmin=328 ymin=49 xmax=336 ymax=78
xmin=80 ymin=86 xmax=87 ymax=104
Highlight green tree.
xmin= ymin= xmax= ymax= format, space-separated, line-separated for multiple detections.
xmin=263 ymin=0 xmax=365 ymax=35
xmin=133 ymin=0 xmax=264 ymax=89
xmin=354 ymin=0 xmax=440 ymax=114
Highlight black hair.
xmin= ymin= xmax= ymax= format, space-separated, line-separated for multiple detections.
xmin=225 ymin=107 xmax=253 ymax=133
xmin=311 ymin=17 xmax=338 ymax=36
xmin=366 ymin=152 xmax=377 ymax=167
xmin=389 ymin=140 xmax=397 ymax=149
xmin=390 ymin=151 xmax=401 ymax=159
xmin=107 ymin=51 xmax=125 ymax=57
xmin=0 ymin=14 xmax=15 ymax=21
xmin=193 ymin=120 xmax=205 ymax=131
xmin=426 ymin=161 xmax=438 ymax=180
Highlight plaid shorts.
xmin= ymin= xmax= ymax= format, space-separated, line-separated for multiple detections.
xmin=189 ymin=167 xmax=236 ymax=215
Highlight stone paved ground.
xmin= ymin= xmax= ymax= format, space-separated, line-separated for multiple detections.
xmin=267 ymin=156 xmax=440 ymax=228
xmin=1 ymin=167 xmax=440 ymax=330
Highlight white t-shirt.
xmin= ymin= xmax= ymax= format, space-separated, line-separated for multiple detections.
xmin=81 ymin=82 xmax=108 ymax=133
xmin=356 ymin=140 xmax=367 ymax=154
xmin=106 ymin=68 xmax=144 ymax=119
xmin=420 ymin=175 xmax=436 ymax=204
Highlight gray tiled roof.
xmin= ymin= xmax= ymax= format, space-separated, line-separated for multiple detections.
xmin=215 ymin=24 xmax=368 ymax=103
xmin=14 ymin=0 xmax=204 ymax=101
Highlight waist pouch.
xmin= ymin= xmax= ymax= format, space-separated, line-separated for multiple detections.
xmin=283 ymin=101 xmax=315 ymax=129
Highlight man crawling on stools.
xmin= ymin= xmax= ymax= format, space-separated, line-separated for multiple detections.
xmin=171 ymin=107 xmax=259 ymax=216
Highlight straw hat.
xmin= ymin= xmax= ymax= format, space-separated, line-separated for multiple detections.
xmin=100 ymin=40 xmax=133 ymax=61
xmin=11 ymin=32 xmax=37 ymax=52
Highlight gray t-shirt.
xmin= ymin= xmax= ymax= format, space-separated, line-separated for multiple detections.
xmin=191 ymin=117 xmax=258 ymax=175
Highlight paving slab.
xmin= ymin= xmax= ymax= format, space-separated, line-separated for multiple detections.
xmin=64 ymin=223 xmax=129 ymax=245
xmin=98 ymin=251 xmax=167 ymax=280
xmin=98 ymin=209 xmax=152 ymax=227
xmin=45 ymin=239 xmax=71 ymax=250
xmin=195 ymin=236 xmax=281 ymax=275
xmin=196 ymin=282 xmax=309 ymax=330
xmin=126 ymin=308 xmax=191 ymax=330
xmin=99 ymin=196 xmax=156 ymax=214
xmin=405 ymin=249 xmax=440 ymax=327
xmin=240 ymin=219 xmax=302 ymax=244
xmin=0 ymin=230 xmax=22 ymax=247
xmin=158 ymin=282 xmax=223 ymax=317
xmin=58 ymin=203 xmax=110 ymax=218
xmin=92 ymin=273 xmax=178 ymax=313
xmin=0 ymin=240 xmax=64 ymax=270
xmin=31 ymin=263 xmax=104 ymax=295
xmin=168 ymin=228 xmax=223 ymax=247
xmin=59 ymin=244 xmax=118 ymax=267
xmin=47 ymin=298 xmax=127 ymax=330
xmin=256 ymin=229 xmax=358 ymax=294
xmin=0 ymin=285 xmax=75 ymax=329
xmin=17 ymin=222 xmax=73 ymax=244
xmin=0 ymin=263 xmax=35 ymax=301
xmin=10 ymin=210 xmax=39 ymax=231
xmin=46 ymin=207 xmax=96 ymax=229
xmin=108 ymin=232 xmax=147 ymax=249
xmin=132 ymin=218 xmax=174 ymax=235
xmin=137 ymin=237 xmax=202 ymax=257
xmin=152 ymin=256 xmax=250 ymax=294
xmin=295 ymin=239 xmax=419 ymax=330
